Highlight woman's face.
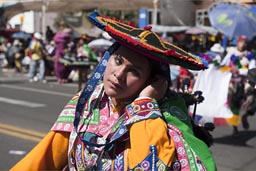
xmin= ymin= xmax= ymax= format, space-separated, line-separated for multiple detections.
xmin=237 ymin=40 xmax=246 ymax=51
xmin=103 ymin=46 xmax=151 ymax=101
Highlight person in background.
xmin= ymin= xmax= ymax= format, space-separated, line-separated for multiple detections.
xmin=239 ymin=68 xmax=256 ymax=130
xmin=72 ymin=37 xmax=98 ymax=82
xmin=0 ymin=38 xmax=7 ymax=69
xmin=21 ymin=43 xmax=32 ymax=73
xmin=76 ymin=38 xmax=87 ymax=59
xmin=13 ymin=40 xmax=25 ymax=73
xmin=53 ymin=22 xmax=73 ymax=83
xmin=220 ymin=35 xmax=254 ymax=134
xmin=169 ymin=64 xmax=180 ymax=91
xmin=46 ymin=25 xmax=54 ymax=43
xmin=5 ymin=39 xmax=23 ymax=71
xmin=76 ymin=36 xmax=97 ymax=61
xmin=221 ymin=35 xmax=250 ymax=72
xmin=10 ymin=12 xmax=216 ymax=171
xmin=44 ymin=40 xmax=56 ymax=76
xmin=28 ymin=32 xmax=47 ymax=83
xmin=77 ymin=34 xmax=98 ymax=62
xmin=178 ymin=67 xmax=194 ymax=92
xmin=206 ymin=43 xmax=225 ymax=65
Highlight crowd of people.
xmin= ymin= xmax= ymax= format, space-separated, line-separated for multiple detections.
xmin=0 ymin=22 xmax=103 ymax=84
xmin=179 ymin=35 xmax=256 ymax=135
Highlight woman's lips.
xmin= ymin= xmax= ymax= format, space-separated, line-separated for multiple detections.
xmin=109 ymin=80 xmax=122 ymax=90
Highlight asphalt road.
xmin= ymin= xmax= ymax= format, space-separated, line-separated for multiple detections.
xmin=1 ymin=70 xmax=256 ymax=171
xmin=0 ymin=70 xmax=78 ymax=170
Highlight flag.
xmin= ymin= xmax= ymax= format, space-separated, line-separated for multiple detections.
xmin=190 ymin=64 xmax=235 ymax=125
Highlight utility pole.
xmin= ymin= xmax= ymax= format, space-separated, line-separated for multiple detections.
xmin=41 ymin=0 xmax=47 ymax=41
xmin=153 ymin=0 xmax=159 ymax=25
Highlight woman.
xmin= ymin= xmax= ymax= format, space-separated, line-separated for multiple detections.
xmin=53 ymin=23 xmax=73 ymax=83
xmin=11 ymin=12 xmax=216 ymax=171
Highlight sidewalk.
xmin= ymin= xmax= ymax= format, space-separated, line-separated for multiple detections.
xmin=0 ymin=68 xmax=79 ymax=88
xmin=0 ymin=68 xmax=54 ymax=82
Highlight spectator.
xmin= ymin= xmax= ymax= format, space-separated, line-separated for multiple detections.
xmin=53 ymin=22 xmax=73 ymax=83
xmin=5 ymin=39 xmax=22 ymax=70
xmin=46 ymin=25 xmax=54 ymax=43
xmin=0 ymin=38 xmax=7 ymax=69
xmin=28 ymin=32 xmax=47 ymax=83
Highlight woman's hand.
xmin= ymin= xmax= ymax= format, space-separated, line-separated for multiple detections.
xmin=139 ymin=75 xmax=168 ymax=101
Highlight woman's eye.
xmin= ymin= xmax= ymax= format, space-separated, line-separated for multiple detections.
xmin=114 ymin=55 xmax=122 ymax=65
xmin=130 ymin=68 xmax=140 ymax=77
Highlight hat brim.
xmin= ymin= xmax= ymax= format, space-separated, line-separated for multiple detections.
xmin=88 ymin=12 xmax=208 ymax=70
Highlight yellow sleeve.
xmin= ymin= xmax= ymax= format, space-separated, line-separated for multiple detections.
xmin=10 ymin=131 xmax=69 ymax=171
xmin=127 ymin=118 xmax=176 ymax=168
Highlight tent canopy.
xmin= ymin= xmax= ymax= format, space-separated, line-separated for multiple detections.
xmin=3 ymin=0 xmax=157 ymax=19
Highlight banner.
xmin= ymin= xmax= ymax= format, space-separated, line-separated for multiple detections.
xmin=190 ymin=64 xmax=233 ymax=123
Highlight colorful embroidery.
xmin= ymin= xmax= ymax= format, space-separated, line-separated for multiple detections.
xmin=51 ymin=84 xmax=105 ymax=132
xmin=125 ymin=98 xmax=162 ymax=125
xmin=168 ymin=124 xmax=206 ymax=171
xmin=113 ymin=153 xmax=125 ymax=171
xmin=129 ymin=145 xmax=170 ymax=171
xmin=63 ymin=85 xmax=212 ymax=170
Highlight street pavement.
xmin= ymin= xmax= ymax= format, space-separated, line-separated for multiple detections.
xmin=1 ymin=69 xmax=256 ymax=171
xmin=211 ymin=122 xmax=256 ymax=171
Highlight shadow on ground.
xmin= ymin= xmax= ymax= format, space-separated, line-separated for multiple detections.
xmin=214 ymin=130 xmax=256 ymax=147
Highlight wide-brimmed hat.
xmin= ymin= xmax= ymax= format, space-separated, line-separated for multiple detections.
xmin=88 ymin=12 xmax=207 ymax=70
xmin=210 ymin=43 xmax=224 ymax=53
xmin=34 ymin=32 xmax=42 ymax=40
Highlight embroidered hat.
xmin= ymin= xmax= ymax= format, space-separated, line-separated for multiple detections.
xmin=88 ymin=12 xmax=208 ymax=70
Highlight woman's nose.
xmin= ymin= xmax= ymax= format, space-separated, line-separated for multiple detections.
xmin=114 ymin=68 xmax=125 ymax=80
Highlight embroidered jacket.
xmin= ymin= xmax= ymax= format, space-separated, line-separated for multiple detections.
xmin=11 ymin=83 xmax=216 ymax=171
